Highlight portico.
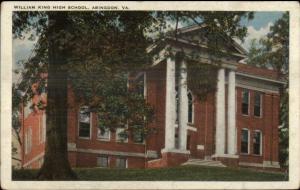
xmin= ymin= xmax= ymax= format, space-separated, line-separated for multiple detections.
xmin=163 ymin=54 xmax=239 ymax=160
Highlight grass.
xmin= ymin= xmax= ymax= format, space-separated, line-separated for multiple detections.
xmin=12 ymin=165 xmax=287 ymax=181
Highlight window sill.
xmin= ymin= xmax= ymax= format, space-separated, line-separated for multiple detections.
xmin=116 ymin=140 xmax=128 ymax=143
xmin=252 ymin=154 xmax=262 ymax=157
xmin=133 ymin=142 xmax=145 ymax=145
xmin=254 ymin=116 xmax=262 ymax=119
xmin=78 ymin=137 xmax=91 ymax=140
xmin=241 ymin=114 xmax=250 ymax=117
xmin=97 ymin=138 xmax=111 ymax=142
xmin=240 ymin=153 xmax=250 ymax=155
xmin=187 ymin=123 xmax=195 ymax=126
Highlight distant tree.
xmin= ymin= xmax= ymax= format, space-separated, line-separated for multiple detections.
xmin=247 ymin=12 xmax=289 ymax=168
xmin=13 ymin=11 xmax=252 ymax=179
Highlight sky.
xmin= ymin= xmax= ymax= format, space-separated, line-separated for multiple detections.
xmin=12 ymin=11 xmax=285 ymax=83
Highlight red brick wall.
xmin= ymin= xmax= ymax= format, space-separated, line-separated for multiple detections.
xmin=21 ymin=110 xmax=45 ymax=169
xmin=145 ymin=64 xmax=166 ymax=156
xmin=236 ymin=87 xmax=280 ymax=164
xmin=19 ymin=64 xmax=281 ymax=169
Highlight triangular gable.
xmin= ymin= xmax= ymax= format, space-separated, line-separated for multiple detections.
xmin=176 ymin=24 xmax=248 ymax=57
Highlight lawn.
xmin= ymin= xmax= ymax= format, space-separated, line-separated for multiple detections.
xmin=12 ymin=165 xmax=287 ymax=181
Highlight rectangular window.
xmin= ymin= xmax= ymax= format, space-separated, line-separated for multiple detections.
xmin=132 ymin=125 xmax=144 ymax=143
xmin=39 ymin=113 xmax=46 ymax=143
xmin=253 ymin=131 xmax=262 ymax=155
xmin=241 ymin=129 xmax=249 ymax=154
xmin=97 ymin=156 xmax=109 ymax=168
xmin=42 ymin=113 xmax=46 ymax=142
xmin=24 ymin=133 xmax=28 ymax=154
xmin=116 ymin=157 xmax=127 ymax=168
xmin=116 ymin=128 xmax=128 ymax=142
xmin=136 ymin=73 xmax=145 ymax=98
xmin=29 ymin=128 xmax=32 ymax=153
xmin=25 ymin=128 xmax=32 ymax=154
xmin=78 ymin=106 xmax=91 ymax=138
xmin=254 ymin=92 xmax=262 ymax=117
xmin=242 ymin=89 xmax=249 ymax=115
xmin=97 ymin=128 xmax=110 ymax=141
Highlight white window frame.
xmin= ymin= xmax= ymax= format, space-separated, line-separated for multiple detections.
xmin=116 ymin=127 xmax=128 ymax=143
xmin=253 ymin=130 xmax=263 ymax=156
xmin=241 ymin=128 xmax=250 ymax=154
xmin=42 ymin=113 xmax=46 ymax=142
xmin=254 ymin=92 xmax=263 ymax=118
xmin=241 ymin=89 xmax=250 ymax=116
xmin=24 ymin=131 xmax=28 ymax=155
xmin=97 ymin=128 xmax=111 ymax=141
xmin=187 ymin=90 xmax=194 ymax=124
xmin=78 ymin=106 xmax=92 ymax=140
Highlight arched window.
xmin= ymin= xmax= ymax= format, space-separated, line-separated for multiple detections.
xmin=187 ymin=91 xmax=194 ymax=123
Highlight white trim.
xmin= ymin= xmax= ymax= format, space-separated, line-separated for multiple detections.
xmin=78 ymin=106 xmax=92 ymax=140
xmin=197 ymin=145 xmax=204 ymax=150
xmin=97 ymin=128 xmax=111 ymax=142
xmin=161 ymin=148 xmax=190 ymax=154
xmin=254 ymin=92 xmax=263 ymax=118
xmin=241 ymin=128 xmax=250 ymax=154
xmin=253 ymin=130 xmax=263 ymax=156
xmin=239 ymin=161 xmax=280 ymax=168
xmin=187 ymin=90 xmax=194 ymax=124
xmin=236 ymin=83 xmax=279 ymax=94
xmin=241 ymin=89 xmax=250 ymax=116
xmin=71 ymin=148 xmax=156 ymax=158
xmin=212 ymin=154 xmax=239 ymax=159
xmin=236 ymin=72 xmax=285 ymax=85
xmin=166 ymin=37 xmax=247 ymax=58
xmin=23 ymin=152 xmax=45 ymax=168
xmin=187 ymin=126 xmax=197 ymax=132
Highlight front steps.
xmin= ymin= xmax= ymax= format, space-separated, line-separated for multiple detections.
xmin=182 ymin=158 xmax=226 ymax=167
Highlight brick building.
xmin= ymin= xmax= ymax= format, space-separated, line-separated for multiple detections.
xmin=20 ymin=25 xmax=283 ymax=169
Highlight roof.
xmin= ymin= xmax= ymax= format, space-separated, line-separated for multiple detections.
xmin=237 ymin=63 xmax=281 ymax=81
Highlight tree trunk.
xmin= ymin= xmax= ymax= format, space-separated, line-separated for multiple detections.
xmin=37 ymin=12 xmax=77 ymax=180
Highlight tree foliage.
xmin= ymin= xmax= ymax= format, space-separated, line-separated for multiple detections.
xmin=247 ymin=12 xmax=289 ymax=168
xmin=13 ymin=11 xmax=253 ymax=179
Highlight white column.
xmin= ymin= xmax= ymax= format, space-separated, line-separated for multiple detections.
xmin=215 ymin=68 xmax=225 ymax=156
xmin=228 ymin=70 xmax=237 ymax=155
xmin=178 ymin=59 xmax=188 ymax=150
xmin=164 ymin=57 xmax=176 ymax=150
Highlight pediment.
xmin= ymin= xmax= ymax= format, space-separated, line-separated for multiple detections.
xmin=174 ymin=24 xmax=247 ymax=57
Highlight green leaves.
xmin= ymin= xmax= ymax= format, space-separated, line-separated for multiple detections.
xmin=13 ymin=11 xmax=253 ymax=138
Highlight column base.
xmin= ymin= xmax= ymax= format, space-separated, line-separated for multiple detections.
xmin=263 ymin=161 xmax=280 ymax=168
xmin=212 ymin=154 xmax=239 ymax=167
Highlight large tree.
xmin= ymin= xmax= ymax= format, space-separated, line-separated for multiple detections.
xmin=247 ymin=12 xmax=289 ymax=167
xmin=13 ymin=11 xmax=252 ymax=180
